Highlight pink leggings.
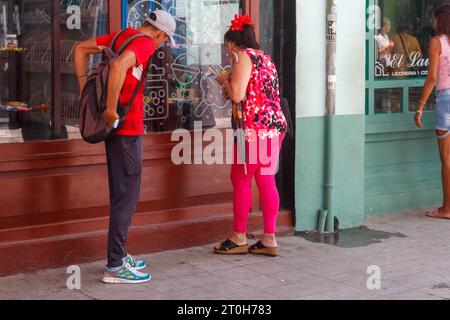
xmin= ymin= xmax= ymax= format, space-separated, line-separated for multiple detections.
xmin=231 ymin=133 xmax=285 ymax=234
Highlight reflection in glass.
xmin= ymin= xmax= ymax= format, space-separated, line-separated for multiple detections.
xmin=0 ymin=0 xmax=108 ymax=143
xmin=0 ymin=0 xmax=52 ymax=143
xmin=375 ymin=88 xmax=402 ymax=113
xmin=374 ymin=0 xmax=447 ymax=80
xmin=127 ymin=0 xmax=241 ymax=133
xmin=409 ymin=87 xmax=436 ymax=112
xmin=59 ymin=0 xmax=108 ymax=140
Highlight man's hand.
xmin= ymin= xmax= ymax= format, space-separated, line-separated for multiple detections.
xmin=103 ymin=109 xmax=120 ymax=128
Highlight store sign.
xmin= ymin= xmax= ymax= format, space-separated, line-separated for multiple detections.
xmin=66 ymin=5 xmax=81 ymax=30
xmin=375 ymin=52 xmax=429 ymax=79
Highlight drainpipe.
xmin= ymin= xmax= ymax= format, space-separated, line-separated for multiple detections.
xmin=319 ymin=0 xmax=337 ymax=234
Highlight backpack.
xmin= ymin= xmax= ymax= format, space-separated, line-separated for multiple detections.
xmin=78 ymin=30 xmax=151 ymax=144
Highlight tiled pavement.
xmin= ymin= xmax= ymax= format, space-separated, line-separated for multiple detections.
xmin=2 ymin=210 xmax=450 ymax=300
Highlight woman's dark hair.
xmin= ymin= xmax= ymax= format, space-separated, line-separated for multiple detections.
xmin=435 ymin=4 xmax=450 ymax=37
xmin=224 ymin=24 xmax=260 ymax=50
xmin=397 ymin=19 xmax=414 ymax=34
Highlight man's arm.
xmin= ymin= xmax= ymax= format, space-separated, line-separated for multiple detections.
xmin=73 ymin=38 xmax=102 ymax=91
xmin=103 ymin=50 xmax=137 ymax=127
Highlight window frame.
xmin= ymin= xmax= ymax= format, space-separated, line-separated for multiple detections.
xmin=365 ymin=0 xmax=435 ymax=129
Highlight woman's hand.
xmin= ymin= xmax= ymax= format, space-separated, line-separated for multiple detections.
xmin=215 ymin=70 xmax=230 ymax=86
xmin=414 ymin=110 xmax=423 ymax=129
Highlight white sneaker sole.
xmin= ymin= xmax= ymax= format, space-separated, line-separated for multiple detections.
xmin=102 ymin=276 xmax=151 ymax=284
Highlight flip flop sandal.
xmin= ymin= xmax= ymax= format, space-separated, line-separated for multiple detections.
xmin=214 ymin=239 xmax=249 ymax=255
xmin=249 ymin=241 xmax=278 ymax=257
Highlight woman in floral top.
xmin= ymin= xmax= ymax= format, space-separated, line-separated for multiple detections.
xmin=214 ymin=15 xmax=287 ymax=257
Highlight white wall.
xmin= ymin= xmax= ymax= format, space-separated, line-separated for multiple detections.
xmin=296 ymin=0 xmax=366 ymax=117
xmin=335 ymin=0 xmax=366 ymax=116
xmin=296 ymin=0 xmax=327 ymax=118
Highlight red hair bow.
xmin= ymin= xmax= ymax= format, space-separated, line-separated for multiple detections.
xmin=230 ymin=14 xmax=253 ymax=32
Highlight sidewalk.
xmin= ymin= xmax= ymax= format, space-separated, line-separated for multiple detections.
xmin=1 ymin=210 xmax=450 ymax=300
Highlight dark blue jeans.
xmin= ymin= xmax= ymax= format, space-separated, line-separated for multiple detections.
xmin=105 ymin=135 xmax=142 ymax=268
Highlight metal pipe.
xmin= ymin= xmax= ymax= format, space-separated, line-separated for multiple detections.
xmin=324 ymin=0 xmax=337 ymax=233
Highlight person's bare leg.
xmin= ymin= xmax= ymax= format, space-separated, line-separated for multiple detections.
xmin=430 ymin=130 xmax=450 ymax=218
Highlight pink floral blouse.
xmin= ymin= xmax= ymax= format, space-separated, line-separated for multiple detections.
xmin=242 ymin=48 xmax=287 ymax=141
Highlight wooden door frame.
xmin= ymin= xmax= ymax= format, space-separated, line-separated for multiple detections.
xmin=244 ymin=0 xmax=260 ymax=41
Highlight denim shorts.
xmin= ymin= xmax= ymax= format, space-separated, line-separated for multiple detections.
xmin=435 ymin=89 xmax=450 ymax=131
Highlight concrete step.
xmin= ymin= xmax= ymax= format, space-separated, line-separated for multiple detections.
xmin=0 ymin=203 xmax=293 ymax=277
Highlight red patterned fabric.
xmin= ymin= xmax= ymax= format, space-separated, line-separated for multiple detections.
xmin=242 ymin=48 xmax=287 ymax=141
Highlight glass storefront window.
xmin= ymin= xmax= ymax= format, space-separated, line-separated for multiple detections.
xmin=366 ymin=0 xmax=446 ymax=117
xmin=374 ymin=0 xmax=447 ymax=80
xmin=409 ymin=86 xmax=436 ymax=112
xmin=375 ymin=88 xmax=402 ymax=113
xmin=0 ymin=0 xmax=108 ymax=144
xmin=59 ymin=0 xmax=108 ymax=140
xmin=126 ymin=0 xmax=241 ymax=133
xmin=0 ymin=0 xmax=54 ymax=143
xmin=0 ymin=0 xmax=242 ymax=143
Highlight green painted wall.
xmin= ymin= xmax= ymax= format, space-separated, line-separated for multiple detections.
xmin=365 ymin=114 xmax=442 ymax=216
xmin=364 ymin=0 xmax=443 ymax=216
xmin=294 ymin=0 xmax=443 ymax=231
xmin=295 ymin=0 xmax=366 ymax=232
xmin=295 ymin=115 xmax=365 ymax=231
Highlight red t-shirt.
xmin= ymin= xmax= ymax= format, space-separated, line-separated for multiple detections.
xmin=96 ymin=28 xmax=156 ymax=136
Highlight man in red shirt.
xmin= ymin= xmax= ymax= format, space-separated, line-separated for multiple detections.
xmin=73 ymin=10 xmax=176 ymax=284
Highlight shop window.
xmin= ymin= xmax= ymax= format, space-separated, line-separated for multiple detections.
xmin=0 ymin=0 xmax=107 ymax=143
xmin=374 ymin=88 xmax=402 ymax=113
xmin=409 ymin=86 xmax=436 ymax=112
xmin=1 ymin=0 xmax=53 ymax=143
xmin=373 ymin=0 xmax=443 ymax=80
xmin=59 ymin=0 xmax=108 ymax=140
xmin=0 ymin=0 xmax=242 ymax=143
xmin=125 ymin=0 xmax=241 ymax=133
xmin=366 ymin=0 xmax=446 ymax=117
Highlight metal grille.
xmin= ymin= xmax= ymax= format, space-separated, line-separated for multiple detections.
xmin=61 ymin=92 xmax=79 ymax=125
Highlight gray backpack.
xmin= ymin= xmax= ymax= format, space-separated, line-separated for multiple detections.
xmin=78 ymin=30 xmax=151 ymax=144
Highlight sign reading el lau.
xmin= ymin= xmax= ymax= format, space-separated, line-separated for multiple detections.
xmin=375 ymin=51 xmax=430 ymax=79
xmin=369 ymin=3 xmax=433 ymax=79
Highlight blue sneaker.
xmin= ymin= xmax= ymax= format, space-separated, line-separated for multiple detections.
xmin=124 ymin=254 xmax=147 ymax=270
xmin=102 ymin=262 xmax=151 ymax=284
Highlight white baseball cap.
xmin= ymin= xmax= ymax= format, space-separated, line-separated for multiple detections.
xmin=145 ymin=10 xmax=177 ymax=47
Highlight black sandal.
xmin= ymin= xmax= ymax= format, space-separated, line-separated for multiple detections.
xmin=214 ymin=239 xmax=249 ymax=255
xmin=249 ymin=241 xmax=278 ymax=257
